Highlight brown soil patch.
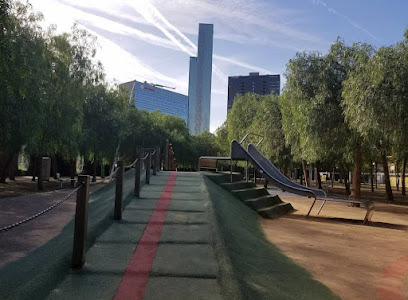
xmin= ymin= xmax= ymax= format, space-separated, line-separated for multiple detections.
xmin=262 ymin=194 xmax=408 ymax=300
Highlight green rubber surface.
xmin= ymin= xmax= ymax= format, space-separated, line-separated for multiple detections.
xmin=202 ymin=173 xmax=339 ymax=300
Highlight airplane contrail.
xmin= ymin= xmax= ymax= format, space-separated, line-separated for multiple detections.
xmin=313 ymin=0 xmax=379 ymax=42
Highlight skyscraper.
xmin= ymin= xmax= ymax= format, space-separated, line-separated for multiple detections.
xmin=227 ymin=72 xmax=280 ymax=110
xmin=120 ymin=80 xmax=188 ymax=123
xmin=188 ymin=23 xmax=214 ymax=135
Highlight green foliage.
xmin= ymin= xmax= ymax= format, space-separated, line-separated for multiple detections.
xmin=1 ymin=1 xmax=221 ymax=178
xmin=227 ymin=93 xmax=259 ymax=142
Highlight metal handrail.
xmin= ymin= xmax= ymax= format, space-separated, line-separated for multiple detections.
xmin=239 ymin=132 xmax=264 ymax=146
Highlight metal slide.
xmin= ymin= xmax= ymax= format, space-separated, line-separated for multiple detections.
xmin=231 ymin=140 xmax=374 ymax=223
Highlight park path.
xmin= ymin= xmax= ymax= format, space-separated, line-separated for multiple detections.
xmin=47 ymin=171 xmax=222 ymax=299
xmin=0 ymin=181 xmax=109 ymax=267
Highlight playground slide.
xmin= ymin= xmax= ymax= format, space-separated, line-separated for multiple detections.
xmin=230 ymin=140 xmax=326 ymax=198
xmin=247 ymin=143 xmax=327 ymax=198
xmin=230 ymin=140 xmax=374 ymax=223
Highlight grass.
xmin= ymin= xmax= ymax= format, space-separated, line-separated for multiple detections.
xmin=203 ymin=173 xmax=339 ymax=300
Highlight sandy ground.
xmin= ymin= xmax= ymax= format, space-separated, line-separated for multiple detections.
xmin=263 ymin=192 xmax=408 ymax=300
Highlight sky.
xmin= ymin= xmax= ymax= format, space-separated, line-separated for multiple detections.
xmin=29 ymin=0 xmax=408 ymax=132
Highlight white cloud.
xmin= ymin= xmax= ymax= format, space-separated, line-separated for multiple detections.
xmin=30 ymin=0 xmax=322 ymax=133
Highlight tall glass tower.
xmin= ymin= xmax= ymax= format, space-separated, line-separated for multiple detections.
xmin=188 ymin=23 xmax=213 ymax=135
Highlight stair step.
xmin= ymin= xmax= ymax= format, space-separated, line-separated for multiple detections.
xmin=257 ymin=202 xmax=294 ymax=219
xmin=231 ymin=187 xmax=269 ymax=201
xmin=221 ymin=181 xmax=256 ymax=191
xmin=245 ymin=195 xmax=283 ymax=210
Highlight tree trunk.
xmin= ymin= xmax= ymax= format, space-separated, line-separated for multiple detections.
xmin=37 ymin=155 xmax=43 ymax=190
xmin=70 ymin=159 xmax=76 ymax=187
xmin=351 ymin=145 xmax=362 ymax=205
xmin=0 ymin=155 xmax=13 ymax=183
xmin=382 ymin=151 xmax=393 ymax=202
xmin=316 ymin=162 xmax=322 ymax=189
xmin=30 ymin=154 xmax=37 ymax=181
xmin=375 ymin=162 xmax=378 ymax=189
xmin=51 ymin=155 xmax=58 ymax=179
xmin=370 ymin=160 xmax=374 ymax=192
xmin=331 ymin=167 xmax=335 ymax=188
xmin=302 ymin=160 xmax=309 ymax=187
xmin=92 ymin=159 xmax=97 ymax=183
xmin=341 ymin=166 xmax=350 ymax=195
xmin=402 ymin=156 xmax=406 ymax=196
xmin=9 ymin=154 xmax=18 ymax=180
xmin=395 ymin=161 xmax=400 ymax=191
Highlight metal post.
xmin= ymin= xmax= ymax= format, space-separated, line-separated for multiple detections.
xmin=72 ymin=175 xmax=90 ymax=269
xmin=153 ymin=149 xmax=157 ymax=176
xmin=134 ymin=149 xmax=142 ymax=197
xmin=146 ymin=152 xmax=151 ymax=184
xmin=114 ymin=161 xmax=124 ymax=220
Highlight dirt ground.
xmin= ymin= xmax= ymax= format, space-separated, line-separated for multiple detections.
xmin=0 ymin=176 xmax=76 ymax=198
xmin=0 ymin=177 xmax=107 ymax=266
xmin=263 ymin=192 xmax=408 ymax=300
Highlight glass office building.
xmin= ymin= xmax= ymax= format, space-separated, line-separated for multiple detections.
xmin=227 ymin=72 xmax=280 ymax=110
xmin=121 ymin=80 xmax=188 ymax=124
xmin=188 ymin=23 xmax=213 ymax=135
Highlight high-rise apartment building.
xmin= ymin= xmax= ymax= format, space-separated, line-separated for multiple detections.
xmin=121 ymin=80 xmax=188 ymax=123
xmin=227 ymin=72 xmax=280 ymax=110
xmin=188 ymin=23 xmax=214 ymax=135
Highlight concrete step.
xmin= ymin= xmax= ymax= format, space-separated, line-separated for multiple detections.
xmin=257 ymin=202 xmax=294 ymax=219
xmin=221 ymin=181 xmax=256 ymax=191
xmin=231 ymin=187 xmax=269 ymax=201
xmin=245 ymin=195 xmax=283 ymax=210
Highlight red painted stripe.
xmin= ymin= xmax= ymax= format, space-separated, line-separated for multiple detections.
xmin=377 ymin=256 xmax=408 ymax=300
xmin=114 ymin=172 xmax=178 ymax=300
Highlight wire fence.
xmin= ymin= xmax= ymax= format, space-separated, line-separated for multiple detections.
xmin=0 ymin=185 xmax=82 ymax=233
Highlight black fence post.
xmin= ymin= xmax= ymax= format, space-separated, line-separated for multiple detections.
xmin=153 ymin=149 xmax=157 ymax=176
xmin=157 ymin=146 xmax=161 ymax=172
xmin=72 ymin=175 xmax=90 ymax=269
xmin=146 ymin=151 xmax=151 ymax=184
xmin=134 ymin=149 xmax=142 ymax=197
xmin=114 ymin=161 xmax=124 ymax=220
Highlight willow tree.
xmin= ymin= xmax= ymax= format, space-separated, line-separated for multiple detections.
xmin=343 ymin=31 xmax=408 ymax=201
xmin=0 ymin=1 xmax=45 ymax=183
xmin=281 ymin=50 xmax=343 ymax=188
xmin=227 ymin=93 xmax=259 ymax=143
xmin=250 ymin=95 xmax=292 ymax=173
xmin=282 ymin=41 xmax=374 ymax=196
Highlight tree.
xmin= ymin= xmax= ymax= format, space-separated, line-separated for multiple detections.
xmin=342 ymin=43 xmax=408 ymax=202
xmin=282 ymin=41 xmax=374 ymax=196
xmin=0 ymin=1 xmax=45 ymax=183
xmin=215 ymin=122 xmax=229 ymax=156
xmin=227 ymin=93 xmax=259 ymax=143
xmin=250 ymin=95 xmax=291 ymax=172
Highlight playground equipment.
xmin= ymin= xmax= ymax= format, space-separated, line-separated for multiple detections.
xmin=199 ymin=135 xmax=375 ymax=224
